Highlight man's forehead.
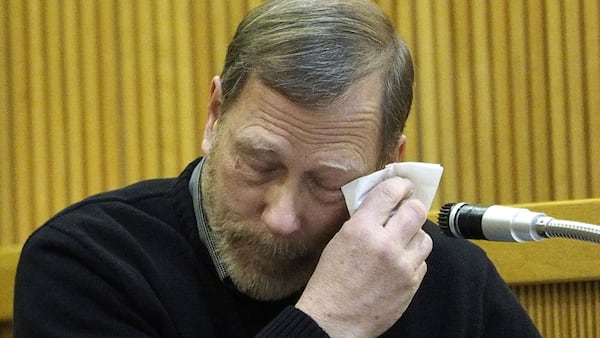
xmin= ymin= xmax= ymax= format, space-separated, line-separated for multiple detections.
xmin=220 ymin=73 xmax=384 ymax=170
xmin=237 ymin=72 xmax=384 ymax=113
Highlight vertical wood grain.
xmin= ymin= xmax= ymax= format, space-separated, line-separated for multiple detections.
xmin=507 ymin=0 xmax=534 ymax=202
xmin=563 ymin=0 xmax=588 ymax=199
xmin=155 ymin=0 xmax=178 ymax=176
xmin=62 ymin=0 xmax=86 ymax=206
xmin=489 ymin=0 xmax=514 ymax=204
xmin=81 ymin=0 xmax=104 ymax=196
xmin=432 ymin=0 xmax=459 ymax=205
xmin=8 ymin=0 xmax=34 ymax=242
xmin=452 ymin=0 xmax=478 ymax=203
xmin=0 ymin=0 xmax=14 ymax=245
xmin=393 ymin=1 xmax=420 ymax=163
xmin=27 ymin=0 xmax=51 ymax=229
xmin=208 ymin=1 xmax=228 ymax=78
xmin=45 ymin=1 xmax=69 ymax=216
xmin=97 ymin=0 xmax=122 ymax=191
xmin=172 ymin=0 xmax=196 ymax=165
xmin=526 ymin=0 xmax=552 ymax=202
xmin=545 ymin=0 xmax=570 ymax=200
xmin=413 ymin=0 xmax=440 ymax=171
xmin=136 ymin=0 xmax=160 ymax=180
xmin=512 ymin=281 xmax=600 ymax=337
xmin=117 ymin=0 xmax=142 ymax=184
xmin=470 ymin=1 xmax=496 ymax=205
xmin=582 ymin=0 xmax=600 ymax=198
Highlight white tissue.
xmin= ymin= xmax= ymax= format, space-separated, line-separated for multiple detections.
xmin=341 ymin=162 xmax=443 ymax=215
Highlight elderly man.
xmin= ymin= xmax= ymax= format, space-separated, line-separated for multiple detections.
xmin=14 ymin=1 xmax=540 ymax=337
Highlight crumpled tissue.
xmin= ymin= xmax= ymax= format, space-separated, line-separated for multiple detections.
xmin=341 ymin=162 xmax=444 ymax=215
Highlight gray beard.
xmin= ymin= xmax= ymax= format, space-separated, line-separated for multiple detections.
xmin=201 ymin=156 xmax=324 ymax=300
xmin=212 ymin=222 xmax=320 ymax=300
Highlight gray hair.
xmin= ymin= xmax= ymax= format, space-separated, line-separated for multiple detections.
xmin=220 ymin=0 xmax=414 ymax=159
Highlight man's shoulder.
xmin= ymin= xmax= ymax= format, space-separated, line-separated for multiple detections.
xmin=424 ymin=219 xmax=487 ymax=256
xmin=22 ymin=159 xmax=201 ymax=263
xmin=423 ymin=219 xmax=494 ymax=279
xmin=45 ymin=158 xmax=201 ymax=229
xmin=44 ymin=178 xmax=177 ymax=228
xmin=14 ymin=167 xmax=216 ymax=338
xmin=65 ymin=177 xmax=175 ymax=211
xmin=22 ymin=176 xmax=189 ymax=259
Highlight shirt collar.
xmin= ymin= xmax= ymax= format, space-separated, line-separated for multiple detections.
xmin=188 ymin=158 xmax=229 ymax=281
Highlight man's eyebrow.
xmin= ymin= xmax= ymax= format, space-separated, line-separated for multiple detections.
xmin=234 ymin=134 xmax=365 ymax=175
xmin=233 ymin=136 xmax=280 ymax=155
xmin=314 ymin=158 xmax=364 ymax=176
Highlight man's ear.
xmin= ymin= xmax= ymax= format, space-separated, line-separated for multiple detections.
xmin=202 ymin=76 xmax=223 ymax=154
xmin=384 ymin=134 xmax=407 ymax=164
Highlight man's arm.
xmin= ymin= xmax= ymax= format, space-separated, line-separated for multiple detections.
xmin=13 ymin=225 xmax=178 ymax=338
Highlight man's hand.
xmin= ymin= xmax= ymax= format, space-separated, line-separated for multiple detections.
xmin=296 ymin=177 xmax=432 ymax=338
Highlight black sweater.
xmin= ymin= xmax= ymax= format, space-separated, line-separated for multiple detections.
xmin=14 ymin=158 xmax=540 ymax=337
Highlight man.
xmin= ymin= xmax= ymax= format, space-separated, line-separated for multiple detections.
xmin=14 ymin=0 xmax=540 ymax=337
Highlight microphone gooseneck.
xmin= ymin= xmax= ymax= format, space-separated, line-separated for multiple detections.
xmin=438 ymin=202 xmax=600 ymax=244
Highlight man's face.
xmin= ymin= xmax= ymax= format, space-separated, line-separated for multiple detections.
xmin=201 ymin=73 xmax=391 ymax=300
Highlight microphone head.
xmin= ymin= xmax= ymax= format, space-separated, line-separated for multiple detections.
xmin=437 ymin=202 xmax=457 ymax=237
xmin=438 ymin=202 xmax=553 ymax=242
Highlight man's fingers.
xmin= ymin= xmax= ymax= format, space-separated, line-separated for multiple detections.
xmin=405 ymin=229 xmax=433 ymax=262
xmin=352 ymin=177 xmax=415 ymax=226
xmin=385 ymin=198 xmax=428 ymax=244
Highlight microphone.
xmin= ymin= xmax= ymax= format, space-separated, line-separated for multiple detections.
xmin=437 ymin=202 xmax=600 ymax=244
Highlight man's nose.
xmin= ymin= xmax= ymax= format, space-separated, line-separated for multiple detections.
xmin=261 ymin=181 xmax=302 ymax=236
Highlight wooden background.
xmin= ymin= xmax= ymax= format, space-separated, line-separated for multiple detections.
xmin=1 ymin=1 xmax=599 ymax=337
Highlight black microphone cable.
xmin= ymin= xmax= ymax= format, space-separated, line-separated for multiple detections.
xmin=437 ymin=202 xmax=600 ymax=244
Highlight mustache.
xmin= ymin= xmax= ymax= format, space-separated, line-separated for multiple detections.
xmin=213 ymin=222 xmax=317 ymax=260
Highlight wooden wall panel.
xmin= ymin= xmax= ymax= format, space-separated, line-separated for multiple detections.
xmin=0 ymin=1 xmax=599 ymax=335
xmin=527 ymin=0 xmax=553 ymax=202
xmin=583 ymin=0 xmax=600 ymax=198
xmin=0 ymin=0 xmax=13 ymax=245
xmin=377 ymin=0 xmax=600 ymax=208
xmin=471 ymin=2 xmax=496 ymax=204
xmin=513 ymin=281 xmax=600 ymax=338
